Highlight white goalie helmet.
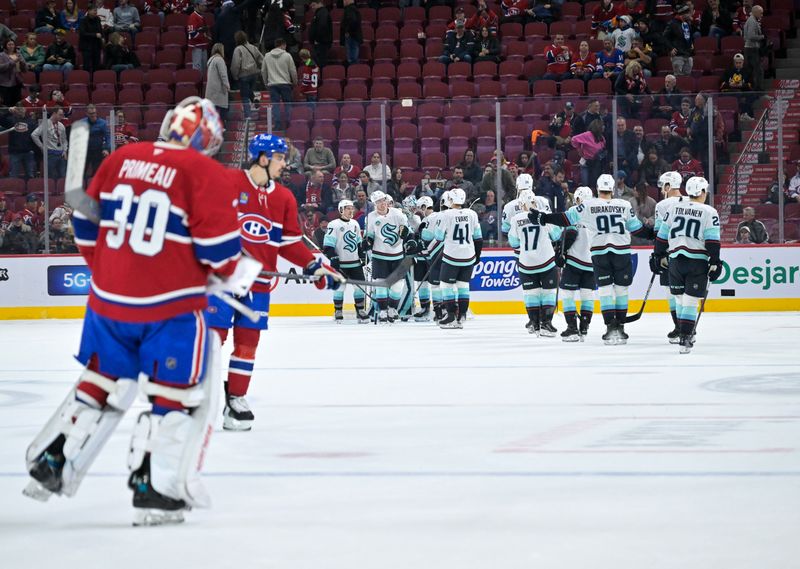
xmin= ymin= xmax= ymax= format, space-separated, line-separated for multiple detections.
xmin=685 ymin=176 xmax=709 ymax=197
xmin=596 ymin=174 xmax=615 ymax=193
xmin=449 ymin=187 xmax=467 ymax=205
xmin=370 ymin=190 xmax=388 ymax=204
xmin=338 ymin=199 xmax=354 ymax=213
xmin=517 ymin=189 xmax=535 ymax=207
xmin=516 ymin=173 xmax=534 ymax=192
xmin=402 ymin=195 xmax=417 ymax=210
xmin=658 ymin=171 xmax=683 ymax=190
xmin=574 ymin=186 xmax=593 ymax=204
xmin=417 ymin=196 xmax=434 ymax=209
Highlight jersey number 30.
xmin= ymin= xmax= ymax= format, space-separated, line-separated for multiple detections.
xmin=105 ymin=183 xmax=171 ymax=256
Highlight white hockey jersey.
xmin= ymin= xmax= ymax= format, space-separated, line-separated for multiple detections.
xmin=654 ymin=195 xmax=685 ymax=235
xmin=366 ymin=208 xmax=408 ymax=261
xmin=324 ymin=218 xmax=362 ymax=269
xmin=565 ymin=197 xmax=643 ymax=256
xmin=434 ymin=207 xmax=482 ymax=266
xmin=564 ymin=205 xmax=592 ymax=271
xmin=502 ymin=196 xmax=550 ymax=233
xmin=507 ymin=211 xmax=562 ymax=274
xmin=657 ymin=200 xmax=721 ymax=261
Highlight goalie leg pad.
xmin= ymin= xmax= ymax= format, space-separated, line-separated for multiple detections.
xmin=129 ymin=332 xmax=222 ymax=508
xmin=25 ymin=371 xmax=138 ymax=498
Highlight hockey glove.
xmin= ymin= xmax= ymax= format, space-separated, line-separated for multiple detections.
xmin=404 ymin=238 xmax=422 ymax=255
xmin=708 ymin=262 xmax=722 ymax=282
xmin=649 ymin=252 xmax=666 ymax=275
xmin=305 ymin=258 xmax=345 ymax=290
xmin=328 ymin=255 xmax=341 ymax=270
xmin=207 ymin=256 xmax=263 ymax=297
xmin=553 ymin=241 xmax=565 ymax=268
xmin=527 ymin=210 xmax=545 ymax=226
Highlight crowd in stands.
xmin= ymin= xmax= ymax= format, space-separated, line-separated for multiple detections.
xmin=0 ymin=0 xmax=794 ymax=251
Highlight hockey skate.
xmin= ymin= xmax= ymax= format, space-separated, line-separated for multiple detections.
xmin=23 ymin=434 xmax=66 ymax=501
xmin=129 ymin=456 xmax=187 ymax=527
xmin=602 ymin=325 xmax=616 ymax=345
xmin=222 ymin=395 xmax=254 ymax=431
xmin=413 ymin=305 xmax=431 ymax=322
xmin=356 ymin=309 xmax=370 ymax=324
xmin=540 ymin=322 xmax=557 ymax=337
xmin=560 ymin=325 xmax=580 ymax=342
xmin=387 ymin=308 xmax=399 ymax=323
xmin=378 ymin=309 xmax=389 ymax=323
xmin=438 ymin=311 xmax=460 ymax=329
xmin=679 ymin=334 xmax=695 ymax=354
xmin=615 ymin=324 xmax=629 ymax=345
xmin=579 ymin=315 xmax=591 ymax=342
xmin=526 ymin=319 xmax=540 ymax=336
xmin=667 ymin=327 xmax=681 ymax=344
xmin=334 ymin=309 xmax=344 ymax=323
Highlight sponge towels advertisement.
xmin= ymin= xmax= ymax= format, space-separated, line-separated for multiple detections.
xmin=0 ymin=246 xmax=798 ymax=318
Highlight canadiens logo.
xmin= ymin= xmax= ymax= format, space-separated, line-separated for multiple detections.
xmin=240 ymin=213 xmax=273 ymax=244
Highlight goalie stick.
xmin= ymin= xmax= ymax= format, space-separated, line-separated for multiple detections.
xmin=261 ymin=256 xmax=415 ymax=289
xmin=63 ymin=123 xmax=259 ymax=323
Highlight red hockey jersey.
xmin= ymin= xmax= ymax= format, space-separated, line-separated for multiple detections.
xmin=73 ymin=141 xmax=242 ymax=322
xmin=231 ymin=170 xmax=315 ymax=292
xmin=299 ymin=61 xmax=320 ymax=98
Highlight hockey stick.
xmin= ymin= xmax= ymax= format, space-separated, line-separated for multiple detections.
xmin=64 ymin=121 xmax=100 ymax=223
xmin=210 ymin=290 xmax=259 ymax=323
xmin=689 ymin=278 xmax=711 ymax=339
xmin=624 ymin=271 xmax=657 ymax=323
xmin=300 ymin=234 xmax=380 ymax=305
xmin=261 ymin=256 xmax=415 ymax=289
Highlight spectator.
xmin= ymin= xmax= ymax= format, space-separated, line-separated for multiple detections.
xmin=187 ymin=0 xmax=210 ymax=73
xmin=0 ymin=24 xmax=15 ymax=48
xmin=629 ymin=182 xmax=656 ymax=243
xmin=580 ymin=99 xmax=602 ymax=135
xmin=672 ymin=146 xmax=704 ymax=182
xmin=303 ymin=137 xmax=336 ymax=175
xmin=458 ymin=149 xmax=483 ymax=186
xmin=478 ymin=189 xmax=499 ymax=241
xmin=297 ymin=48 xmax=319 ymax=106
xmin=308 ymin=0 xmax=333 ymax=68
xmin=59 ymin=0 xmax=83 ymax=32
xmin=592 ymin=0 xmax=619 ymax=38
xmin=570 ymin=40 xmax=595 ymax=86
xmin=444 ymin=166 xmax=477 ymax=202
xmin=624 ymin=36 xmax=653 ymax=77
xmin=618 ymin=0 xmax=645 ymax=20
xmin=550 ymin=101 xmax=582 ymax=152
xmin=593 ymin=38 xmax=624 ymax=81
xmin=615 ymin=60 xmax=650 ymax=118
xmin=543 ymin=34 xmax=571 ymax=81
xmin=340 ymin=0 xmax=362 ymax=66
xmin=104 ymin=32 xmax=140 ymax=74
xmin=261 ymin=37 xmax=296 ymax=131
xmin=0 ymin=193 xmax=14 ymax=226
xmin=737 ymin=207 xmax=768 ymax=243
xmin=205 ymin=43 xmax=230 ymax=122
xmin=615 ymin=117 xmax=639 ymax=176
xmin=787 ymin=164 xmax=800 ymax=204
xmin=231 ymin=30 xmax=263 ymax=121
xmin=517 ymin=151 xmax=541 ymax=177
xmin=571 ymin=118 xmax=606 ymax=186
xmin=473 ymin=26 xmax=500 ymax=64
xmin=299 ymin=208 xmax=321 ymax=241
xmin=687 ymin=92 xmax=714 ymax=162
xmin=653 ymin=124 xmax=684 ymax=163
xmin=500 ymin=0 xmax=533 ymax=25
xmin=43 ymin=29 xmax=75 ymax=77
xmin=612 ymin=15 xmax=637 ymax=52
xmin=36 ymin=0 xmax=60 ymax=33
xmin=652 ymin=74 xmax=682 ymax=119
xmin=332 ymin=171 xmax=357 ymax=202
xmin=665 ymin=4 xmax=695 ymax=76
xmin=82 ymin=104 xmax=110 ymax=176
xmin=284 ymin=137 xmax=303 ymax=173
xmin=386 ymin=168 xmax=412 ymax=201
xmin=733 ymin=0 xmax=752 ymax=34
xmin=550 ymin=149 xmax=575 ymax=184
xmin=78 ymin=5 xmax=103 ymax=73
xmin=311 ymin=217 xmax=329 ymax=249
xmin=353 ymin=188 xmax=371 ymax=223
xmin=19 ymin=33 xmax=46 ymax=74
xmin=721 ymin=53 xmax=754 ymax=120
xmin=638 ymin=148 xmax=670 ymax=187
xmin=669 ymin=97 xmax=693 ymax=138
xmin=763 ymin=174 xmax=787 ymax=205
xmin=21 ymin=193 xmax=45 ymax=234
xmin=446 ymin=6 xmax=467 ymax=31
xmin=40 ymin=216 xmax=78 ymax=253
xmin=333 ymin=153 xmax=361 ymax=184
xmin=298 ymin=170 xmax=333 ymax=213
xmin=95 ymin=0 xmax=114 ymax=35
xmin=113 ymin=109 xmax=139 ymax=147
xmin=364 ymin=152 xmax=391 ymax=183
xmin=613 ymin=169 xmax=635 ymax=200
xmin=6 ymin=213 xmax=37 ymax=254
xmin=32 ymin=106 xmax=68 ymax=178
xmin=636 ymin=17 xmax=670 ymax=57
xmin=468 ymin=1 xmax=500 ymax=33
xmin=735 ymin=225 xmax=752 ymax=244
xmin=743 ymin=4 xmax=764 ymax=92
xmin=440 ymin=19 xmax=474 ymax=65
xmin=2 ymin=104 xmax=38 ymax=179
xmin=279 ymin=169 xmax=302 ymax=198
xmin=631 ymin=124 xmax=647 ymax=166
xmin=357 ymin=170 xmax=380 ymax=196
xmin=0 ymin=40 xmax=26 ymax=107
xmin=481 ymin=162 xmax=516 ymax=204
xmin=45 ymin=89 xmax=73 ymax=127
xmin=20 ymin=84 xmax=45 ymax=118
xmin=539 ymin=168 xmax=569 ymax=212
xmin=261 ymin=1 xmax=295 ymax=52
xmin=214 ymin=0 xmax=247 ymax=66
xmin=700 ymin=0 xmax=733 ymax=38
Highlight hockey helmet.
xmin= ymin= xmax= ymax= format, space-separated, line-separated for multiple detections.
xmin=516 ymin=173 xmax=534 ymax=192
xmin=517 ymin=189 xmax=535 ymax=207
xmin=574 ymin=186 xmax=593 ymax=205
xmin=440 ymin=190 xmax=452 ymax=208
xmin=248 ymin=133 xmax=288 ymax=161
xmin=449 ymin=187 xmax=467 ymax=205
xmin=417 ymin=196 xmax=434 ymax=209
xmin=658 ymin=171 xmax=682 ymax=190
xmin=685 ymin=176 xmax=709 ymax=197
xmin=596 ymin=173 xmax=615 ymax=193
xmin=402 ymin=195 xmax=417 ymax=210
xmin=370 ymin=190 xmax=388 ymax=204
xmin=338 ymin=199 xmax=354 ymax=213
xmin=161 ymin=96 xmax=224 ymax=156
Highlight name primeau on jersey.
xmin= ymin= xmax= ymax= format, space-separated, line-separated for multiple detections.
xmin=118 ymin=160 xmax=177 ymax=189
xmin=674 ymin=207 xmax=702 ymax=217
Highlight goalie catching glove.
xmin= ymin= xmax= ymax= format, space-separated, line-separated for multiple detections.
xmin=305 ymin=258 xmax=345 ymax=290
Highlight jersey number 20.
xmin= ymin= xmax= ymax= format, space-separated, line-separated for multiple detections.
xmin=105 ymin=183 xmax=171 ymax=256
xmin=670 ymin=216 xmax=702 ymax=240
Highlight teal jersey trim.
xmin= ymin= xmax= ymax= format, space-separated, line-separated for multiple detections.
xmin=372 ymin=251 xmax=404 ymax=261
xmin=626 ymin=216 xmax=643 ymax=232
xmin=519 ymin=261 xmax=556 ymax=274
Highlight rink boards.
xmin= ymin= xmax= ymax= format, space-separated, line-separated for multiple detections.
xmin=0 ymin=245 xmax=798 ymax=319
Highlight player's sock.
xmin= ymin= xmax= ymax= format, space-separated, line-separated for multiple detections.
xmin=677 ymin=294 xmax=699 ymax=336
xmin=613 ymin=285 xmax=629 ymax=327
xmin=456 ymin=284 xmax=470 ymax=322
xmin=599 ymin=294 xmax=615 ymax=325
xmin=523 ymin=291 xmax=541 ymax=332
xmin=540 ymin=290 xmax=557 ymax=336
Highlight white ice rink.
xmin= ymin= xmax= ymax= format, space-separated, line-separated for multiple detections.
xmin=1 ymin=312 xmax=799 ymax=569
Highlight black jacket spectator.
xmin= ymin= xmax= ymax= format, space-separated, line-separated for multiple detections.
xmin=36 ymin=4 xmax=60 ymax=31
xmin=700 ymin=4 xmax=734 ymax=36
xmin=638 ymin=151 xmax=670 ymax=187
xmin=443 ymin=29 xmax=475 ymax=61
xmin=105 ymin=42 xmax=140 ymax=68
xmin=44 ymin=39 xmax=76 ymax=66
xmin=340 ymin=2 xmax=362 ymax=46
xmin=737 ymin=216 xmax=769 ymax=244
xmin=214 ymin=0 xmax=254 ymax=64
xmin=78 ymin=11 xmax=103 ymax=72
xmin=653 ymin=130 xmax=685 ymax=163
xmin=652 ymin=82 xmax=683 ymax=119
xmin=309 ymin=1 xmax=332 ymax=67
xmin=472 ymin=29 xmax=500 ymax=63
xmin=458 ymin=150 xmax=483 ymax=186
xmin=637 ymin=20 xmax=671 ymax=57
xmin=664 ymin=18 xmax=695 ymax=57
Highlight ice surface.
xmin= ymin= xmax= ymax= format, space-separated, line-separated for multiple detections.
xmin=1 ymin=313 xmax=799 ymax=569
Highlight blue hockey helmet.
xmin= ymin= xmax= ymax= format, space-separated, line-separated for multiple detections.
xmin=248 ymin=133 xmax=288 ymax=161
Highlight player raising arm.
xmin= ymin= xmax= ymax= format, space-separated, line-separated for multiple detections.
xmin=652 ymin=176 xmax=721 ymax=353
xmin=206 ymin=133 xmax=343 ymax=431
xmin=324 ymin=199 xmax=369 ymax=323
xmin=527 ymin=174 xmax=654 ymax=345
xmin=24 ymin=97 xmax=259 ymax=525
